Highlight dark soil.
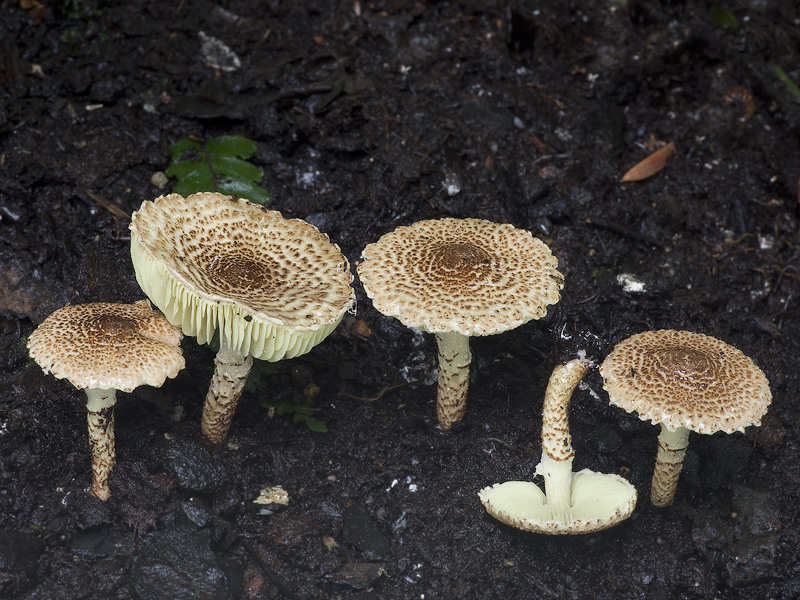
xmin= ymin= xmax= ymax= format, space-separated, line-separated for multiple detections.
xmin=2 ymin=1 xmax=799 ymax=599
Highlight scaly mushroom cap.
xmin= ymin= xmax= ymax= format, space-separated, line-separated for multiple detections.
xmin=357 ymin=218 xmax=563 ymax=336
xmin=478 ymin=471 xmax=637 ymax=535
xmin=27 ymin=300 xmax=185 ymax=392
xmin=599 ymin=330 xmax=771 ymax=434
xmin=130 ymin=192 xmax=355 ymax=361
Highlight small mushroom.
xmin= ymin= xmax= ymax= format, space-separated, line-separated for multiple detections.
xmin=478 ymin=357 xmax=637 ymax=534
xmin=357 ymin=218 xmax=563 ymax=430
xmin=130 ymin=192 xmax=355 ymax=445
xmin=599 ymin=329 xmax=772 ymax=507
xmin=27 ymin=301 xmax=185 ymax=500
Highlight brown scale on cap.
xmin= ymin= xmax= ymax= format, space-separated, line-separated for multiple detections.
xmin=600 ymin=329 xmax=771 ymax=507
xmin=358 ymin=218 xmax=563 ymax=429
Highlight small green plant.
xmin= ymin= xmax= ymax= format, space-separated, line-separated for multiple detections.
xmin=166 ymin=135 xmax=272 ymax=205
xmin=245 ymin=359 xmax=327 ymax=432
xmin=56 ymin=0 xmax=100 ymax=20
xmin=260 ymin=398 xmax=328 ymax=433
xmin=708 ymin=6 xmax=740 ymax=31
xmin=769 ymin=64 xmax=800 ymax=102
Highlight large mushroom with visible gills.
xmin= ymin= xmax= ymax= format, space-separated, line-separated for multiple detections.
xmin=478 ymin=357 xmax=637 ymax=534
xmin=357 ymin=218 xmax=563 ymax=430
xmin=599 ymin=329 xmax=772 ymax=507
xmin=130 ymin=192 xmax=355 ymax=445
xmin=27 ymin=301 xmax=185 ymax=500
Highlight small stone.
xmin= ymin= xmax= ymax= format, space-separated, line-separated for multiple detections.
xmin=150 ymin=171 xmax=168 ymax=190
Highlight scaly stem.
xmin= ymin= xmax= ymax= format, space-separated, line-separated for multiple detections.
xmin=201 ymin=343 xmax=254 ymax=445
xmin=86 ymin=388 xmax=117 ymax=501
xmin=434 ymin=330 xmax=472 ymax=430
xmin=650 ymin=424 xmax=690 ymax=507
xmin=535 ymin=359 xmax=590 ymax=510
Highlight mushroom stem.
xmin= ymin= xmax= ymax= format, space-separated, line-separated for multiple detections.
xmin=650 ymin=424 xmax=690 ymax=507
xmin=201 ymin=344 xmax=254 ymax=445
xmin=535 ymin=359 xmax=590 ymax=511
xmin=85 ymin=388 xmax=117 ymax=501
xmin=434 ymin=330 xmax=472 ymax=430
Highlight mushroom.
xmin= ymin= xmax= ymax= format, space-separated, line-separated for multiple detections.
xmin=26 ymin=300 xmax=185 ymax=500
xmin=599 ymin=329 xmax=772 ymax=507
xmin=130 ymin=192 xmax=355 ymax=445
xmin=478 ymin=357 xmax=637 ymax=534
xmin=357 ymin=218 xmax=563 ymax=430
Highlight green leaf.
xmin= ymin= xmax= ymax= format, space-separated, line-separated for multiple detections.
xmin=211 ymin=155 xmax=263 ymax=182
xmin=275 ymin=403 xmax=293 ymax=416
xmin=166 ymin=135 xmax=271 ymax=206
xmin=769 ymin=64 xmax=800 ymax=102
xmin=165 ymin=160 xmax=207 ymax=180
xmin=170 ymin=138 xmax=203 ymax=162
xmin=207 ymin=135 xmax=258 ymax=159
xmin=708 ymin=7 xmax=740 ymax=31
xmin=258 ymin=398 xmax=328 ymax=433
xmin=167 ymin=161 xmax=216 ymax=197
xmin=218 ymin=178 xmax=272 ymax=205
xmin=304 ymin=418 xmax=328 ymax=433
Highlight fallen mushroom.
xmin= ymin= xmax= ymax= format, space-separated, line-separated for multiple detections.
xmin=599 ymin=329 xmax=772 ymax=507
xmin=27 ymin=301 xmax=185 ymax=500
xmin=130 ymin=192 xmax=355 ymax=445
xmin=357 ymin=218 xmax=563 ymax=430
xmin=478 ymin=357 xmax=637 ymax=534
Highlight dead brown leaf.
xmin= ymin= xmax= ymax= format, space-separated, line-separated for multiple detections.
xmin=621 ymin=141 xmax=676 ymax=182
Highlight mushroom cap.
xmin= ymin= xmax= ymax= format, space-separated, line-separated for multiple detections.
xmin=27 ymin=300 xmax=185 ymax=393
xmin=130 ymin=192 xmax=355 ymax=361
xmin=357 ymin=218 xmax=563 ymax=336
xmin=478 ymin=471 xmax=637 ymax=535
xmin=599 ymin=329 xmax=771 ymax=434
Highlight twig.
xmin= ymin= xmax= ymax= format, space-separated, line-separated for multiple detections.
xmin=85 ymin=190 xmax=130 ymax=219
xmin=345 ymin=381 xmax=412 ymax=402
xmin=576 ymin=290 xmax=602 ymax=305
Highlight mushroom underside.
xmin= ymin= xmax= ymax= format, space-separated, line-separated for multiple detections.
xmin=478 ymin=471 xmax=637 ymax=535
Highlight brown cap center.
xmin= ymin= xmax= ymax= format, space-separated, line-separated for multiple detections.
xmin=656 ymin=347 xmax=719 ymax=390
xmin=205 ymin=250 xmax=284 ymax=293
xmin=91 ymin=314 xmax=139 ymax=342
xmin=427 ymin=241 xmax=493 ymax=281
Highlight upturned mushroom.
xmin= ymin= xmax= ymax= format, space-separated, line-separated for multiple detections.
xmin=130 ymin=192 xmax=355 ymax=445
xmin=478 ymin=357 xmax=637 ymax=534
xmin=27 ymin=301 xmax=185 ymax=500
xmin=357 ymin=218 xmax=563 ymax=430
xmin=599 ymin=329 xmax=772 ymax=507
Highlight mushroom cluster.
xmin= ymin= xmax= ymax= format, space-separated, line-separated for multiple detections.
xmin=130 ymin=192 xmax=355 ymax=445
xmin=24 ymin=181 xmax=772 ymax=535
xmin=357 ymin=218 xmax=563 ymax=430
